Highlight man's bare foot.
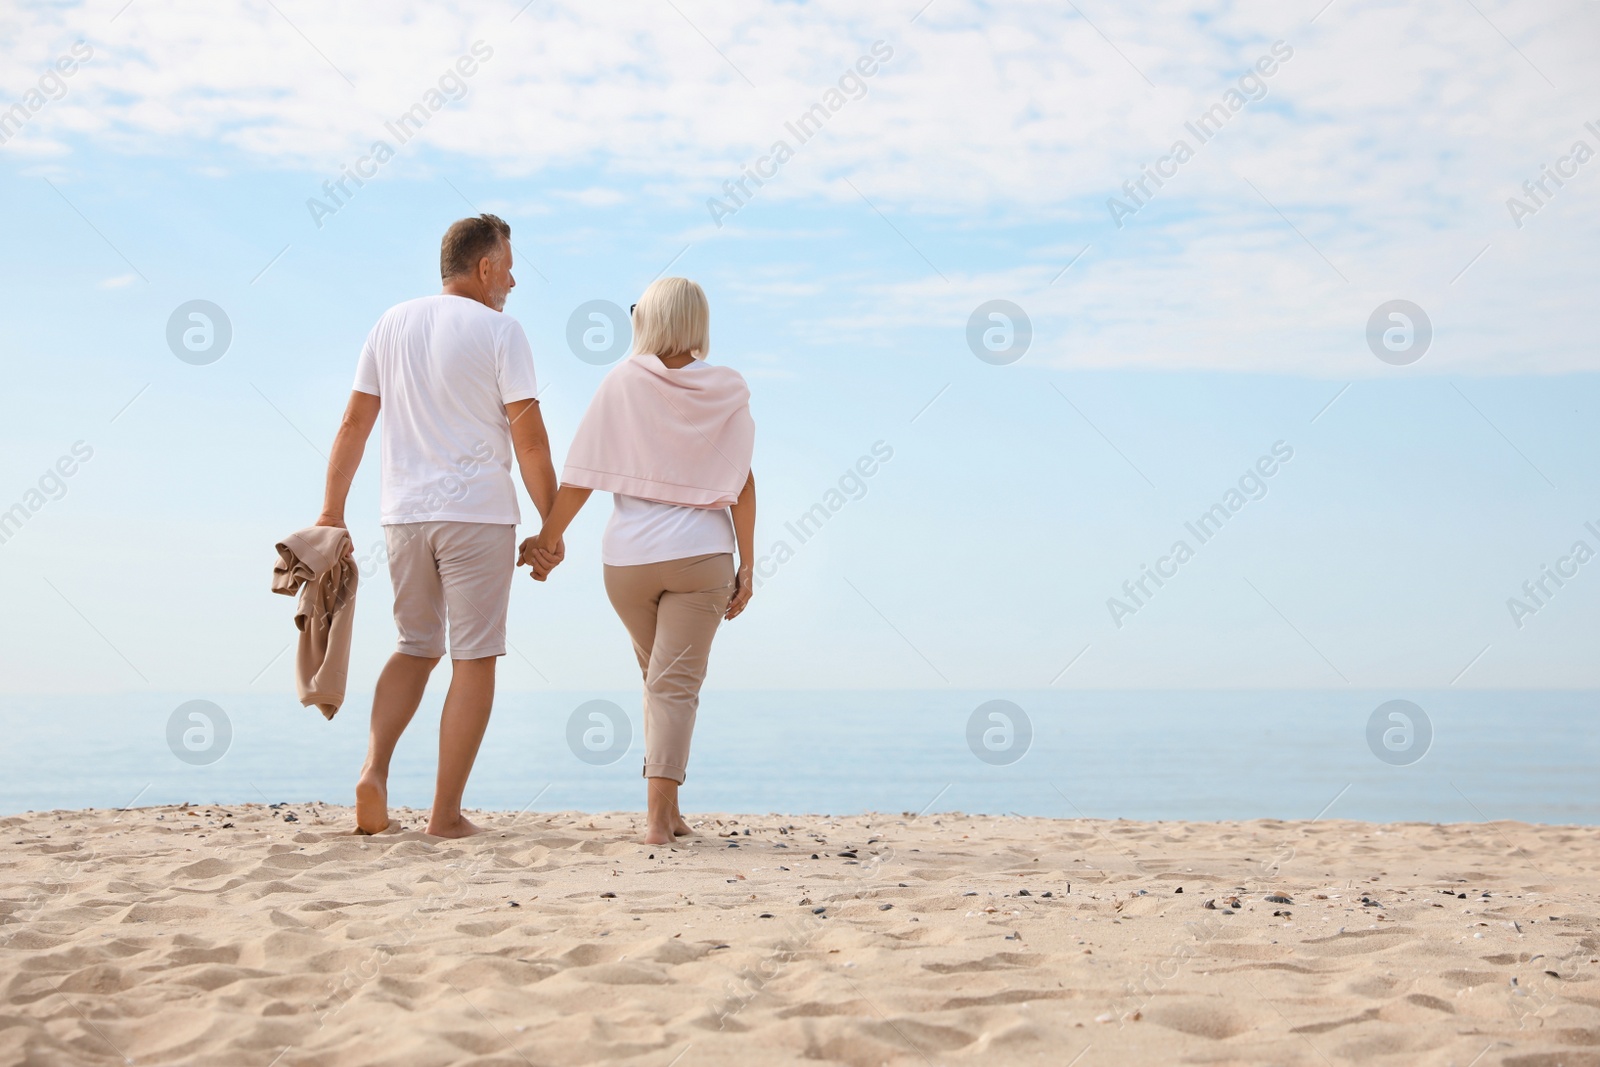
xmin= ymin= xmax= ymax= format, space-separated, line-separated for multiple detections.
xmin=355 ymin=773 xmax=390 ymax=834
xmin=640 ymin=821 xmax=676 ymax=845
xmin=672 ymin=817 xmax=694 ymax=836
xmin=426 ymin=813 xmax=483 ymax=839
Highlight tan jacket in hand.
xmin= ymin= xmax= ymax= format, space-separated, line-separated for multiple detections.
xmin=272 ymin=526 xmax=358 ymax=719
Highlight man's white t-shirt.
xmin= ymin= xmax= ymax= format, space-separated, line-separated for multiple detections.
xmin=599 ymin=360 xmax=736 ymax=566
xmin=353 ymin=294 xmax=538 ymax=526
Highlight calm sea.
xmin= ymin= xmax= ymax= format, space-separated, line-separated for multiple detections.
xmin=1 ymin=690 xmax=1595 ymax=824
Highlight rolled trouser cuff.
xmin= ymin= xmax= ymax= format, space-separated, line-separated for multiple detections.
xmin=643 ymin=762 xmax=687 ymax=784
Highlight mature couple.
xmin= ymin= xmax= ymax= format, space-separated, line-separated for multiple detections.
xmin=315 ymin=214 xmax=756 ymax=845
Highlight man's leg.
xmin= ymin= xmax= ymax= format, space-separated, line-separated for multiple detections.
xmin=359 ymin=523 xmax=447 ymax=834
xmin=356 ymin=652 xmax=439 ymax=833
xmin=426 ymin=522 xmax=516 ymax=838
xmin=427 ymin=656 xmax=496 ymax=837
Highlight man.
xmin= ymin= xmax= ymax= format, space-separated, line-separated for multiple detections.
xmin=315 ymin=214 xmax=560 ymax=838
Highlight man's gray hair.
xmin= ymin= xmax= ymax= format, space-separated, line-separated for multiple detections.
xmin=440 ymin=214 xmax=510 ymax=280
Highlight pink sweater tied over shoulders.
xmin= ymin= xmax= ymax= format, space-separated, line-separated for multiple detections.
xmin=561 ymin=352 xmax=754 ymax=508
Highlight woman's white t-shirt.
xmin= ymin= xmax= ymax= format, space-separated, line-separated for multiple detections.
xmin=599 ymin=360 xmax=737 ymax=567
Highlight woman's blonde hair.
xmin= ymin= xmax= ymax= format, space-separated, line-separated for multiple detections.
xmin=632 ymin=276 xmax=710 ymax=360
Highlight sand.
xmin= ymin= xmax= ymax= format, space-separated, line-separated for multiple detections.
xmin=2 ymin=804 xmax=1598 ymax=1066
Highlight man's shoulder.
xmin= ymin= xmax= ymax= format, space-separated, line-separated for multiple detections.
xmin=463 ymin=303 xmax=530 ymax=348
xmin=417 ymin=295 xmax=525 ymax=332
xmin=371 ymin=296 xmax=527 ymax=353
xmin=378 ymin=294 xmax=450 ymax=321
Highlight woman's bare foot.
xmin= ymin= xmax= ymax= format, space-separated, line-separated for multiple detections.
xmin=642 ymin=776 xmax=683 ymax=845
xmin=354 ymin=773 xmax=390 ymax=834
xmin=426 ymin=813 xmax=483 ymax=838
xmin=672 ymin=817 xmax=694 ymax=836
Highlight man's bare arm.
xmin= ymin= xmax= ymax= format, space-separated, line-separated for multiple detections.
xmin=318 ymin=390 xmax=381 ymax=528
xmin=506 ymin=397 xmax=557 ymax=521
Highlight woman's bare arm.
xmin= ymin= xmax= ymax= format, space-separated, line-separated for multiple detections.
xmin=726 ymin=471 xmax=756 ymax=620
xmin=522 ymin=484 xmax=593 ymax=580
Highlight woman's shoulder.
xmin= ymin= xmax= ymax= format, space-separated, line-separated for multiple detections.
xmin=694 ymin=360 xmax=750 ymax=388
xmin=615 ymin=353 xmax=750 ymax=398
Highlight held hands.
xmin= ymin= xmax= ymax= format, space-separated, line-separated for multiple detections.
xmin=518 ymin=532 xmax=565 ymax=581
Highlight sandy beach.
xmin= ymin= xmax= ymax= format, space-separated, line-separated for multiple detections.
xmin=3 ymin=804 xmax=1597 ymax=1066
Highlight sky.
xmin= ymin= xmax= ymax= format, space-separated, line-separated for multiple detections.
xmin=1 ymin=0 xmax=1597 ymax=700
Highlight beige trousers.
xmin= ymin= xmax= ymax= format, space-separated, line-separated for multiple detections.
xmin=603 ymin=553 xmax=735 ymax=784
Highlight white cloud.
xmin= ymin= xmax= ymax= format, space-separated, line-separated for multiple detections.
xmin=10 ymin=1 xmax=1580 ymax=196
xmin=553 ymin=187 xmax=628 ymax=206
xmin=5 ymin=0 xmax=1595 ymax=372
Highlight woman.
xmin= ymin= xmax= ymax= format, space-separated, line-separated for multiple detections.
xmin=525 ymin=277 xmax=755 ymax=845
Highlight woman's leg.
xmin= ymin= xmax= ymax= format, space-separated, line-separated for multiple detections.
xmin=604 ymin=562 xmax=667 ymax=839
xmin=638 ymin=554 xmax=735 ymax=842
xmin=603 ymin=563 xmax=662 ymax=680
xmin=646 ymin=776 xmax=682 ymax=842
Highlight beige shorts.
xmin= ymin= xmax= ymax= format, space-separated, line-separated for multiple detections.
xmin=384 ymin=522 xmax=515 ymax=660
